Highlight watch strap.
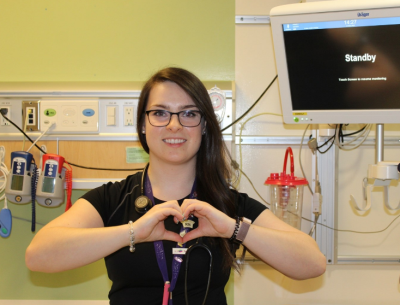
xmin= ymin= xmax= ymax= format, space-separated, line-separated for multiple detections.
xmin=235 ymin=217 xmax=252 ymax=244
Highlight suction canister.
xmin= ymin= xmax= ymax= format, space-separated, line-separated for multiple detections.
xmin=264 ymin=147 xmax=308 ymax=230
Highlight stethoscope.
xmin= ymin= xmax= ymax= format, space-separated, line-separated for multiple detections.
xmin=134 ymin=163 xmax=153 ymax=214
xmin=184 ymin=237 xmax=212 ymax=305
xmin=135 ymin=163 xmax=213 ymax=305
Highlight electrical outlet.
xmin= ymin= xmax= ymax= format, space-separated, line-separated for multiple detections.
xmin=0 ymin=106 xmax=11 ymax=126
xmin=22 ymin=101 xmax=40 ymax=131
xmin=124 ymin=106 xmax=134 ymax=126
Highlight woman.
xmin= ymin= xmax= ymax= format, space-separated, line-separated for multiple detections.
xmin=26 ymin=67 xmax=326 ymax=305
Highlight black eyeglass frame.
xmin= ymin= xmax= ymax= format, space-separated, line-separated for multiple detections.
xmin=145 ymin=110 xmax=203 ymax=127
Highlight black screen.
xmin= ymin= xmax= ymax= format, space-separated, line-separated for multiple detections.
xmin=283 ymin=25 xmax=400 ymax=110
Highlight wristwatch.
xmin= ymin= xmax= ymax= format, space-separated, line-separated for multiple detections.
xmin=235 ymin=217 xmax=252 ymax=244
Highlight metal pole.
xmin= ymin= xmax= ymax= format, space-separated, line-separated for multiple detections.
xmin=375 ymin=124 xmax=384 ymax=163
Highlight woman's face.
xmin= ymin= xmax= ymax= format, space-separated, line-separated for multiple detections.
xmin=143 ymin=81 xmax=204 ymax=167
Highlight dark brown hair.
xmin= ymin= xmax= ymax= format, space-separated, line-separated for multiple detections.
xmin=137 ymin=67 xmax=238 ymax=271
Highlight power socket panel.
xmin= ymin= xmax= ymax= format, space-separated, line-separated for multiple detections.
xmin=0 ymin=106 xmax=11 ymax=126
xmin=0 ymin=100 xmax=22 ymax=134
xmin=98 ymin=99 xmax=138 ymax=134
xmin=22 ymin=101 xmax=40 ymax=131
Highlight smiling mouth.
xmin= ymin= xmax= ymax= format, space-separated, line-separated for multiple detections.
xmin=163 ymin=139 xmax=186 ymax=144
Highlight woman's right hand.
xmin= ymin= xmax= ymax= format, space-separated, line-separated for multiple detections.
xmin=132 ymin=200 xmax=184 ymax=244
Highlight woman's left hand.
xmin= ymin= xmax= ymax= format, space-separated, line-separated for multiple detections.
xmin=180 ymin=199 xmax=235 ymax=243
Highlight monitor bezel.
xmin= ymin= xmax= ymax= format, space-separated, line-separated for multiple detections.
xmin=271 ymin=0 xmax=400 ymax=124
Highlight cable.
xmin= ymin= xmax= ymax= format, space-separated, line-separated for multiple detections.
xmin=0 ymin=148 xmax=9 ymax=207
xmin=236 ymin=165 xmax=269 ymax=206
xmin=31 ymin=161 xmax=39 ymax=232
xmin=335 ymin=124 xmax=372 ymax=151
xmin=26 ymin=122 xmax=55 ymax=153
xmin=304 ymin=212 xmax=400 ymax=234
xmin=64 ymin=162 xmax=73 ymax=211
xmin=11 ymin=215 xmax=46 ymax=226
xmin=22 ymin=112 xmax=29 ymax=151
xmin=307 ymin=138 xmax=322 ymax=238
xmin=317 ymin=124 xmax=371 ymax=154
xmin=308 ymin=214 xmax=319 ymax=237
xmin=221 ymin=75 xmax=278 ymax=132
xmin=236 ymin=112 xmax=282 ymax=187
xmin=239 ymin=164 xmax=400 ymax=235
xmin=317 ymin=136 xmax=335 ymax=154
xmin=0 ymin=111 xmax=143 ymax=172
xmin=299 ymin=124 xmax=313 ymax=195
xmin=308 ymin=123 xmax=372 ymax=237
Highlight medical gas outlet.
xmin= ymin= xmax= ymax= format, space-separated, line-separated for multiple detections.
xmin=39 ymin=100 xmax=99 ymax=133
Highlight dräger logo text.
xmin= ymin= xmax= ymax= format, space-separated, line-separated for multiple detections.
xmin=357 ymin=12 xmax=369 ymax=17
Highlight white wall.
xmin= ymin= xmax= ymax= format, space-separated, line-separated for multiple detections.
xmin=234 ymin=0 xmax=400 ymax=304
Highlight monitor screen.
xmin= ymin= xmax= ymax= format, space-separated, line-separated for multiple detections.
xmin=271 ymin=1 xmax=400 ymax=124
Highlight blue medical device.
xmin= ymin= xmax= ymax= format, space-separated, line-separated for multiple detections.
xmin=0 ymin=208 xmax=12 ymax=238
xmin=5 ymin=151 xmax=33 ymax=204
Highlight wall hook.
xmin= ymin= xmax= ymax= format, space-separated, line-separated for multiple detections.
xmin=350 ymin=177 xmax=372 ymax=211
xmin=382 ymin=185 xmax=400 ymax=211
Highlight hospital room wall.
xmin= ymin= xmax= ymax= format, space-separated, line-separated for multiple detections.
xmin=0 ymin=1 xmax=234 ymax=82
xmin=234 ymin=0 xmax=400 ymax=304
xmin=0 ymin=0 xmax=235 ymax=303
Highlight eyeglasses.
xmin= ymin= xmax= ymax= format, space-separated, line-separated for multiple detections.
xmin=145 ymin=110 xmax=203 ymax=127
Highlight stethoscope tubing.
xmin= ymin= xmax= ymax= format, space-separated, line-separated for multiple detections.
xmin=184 ymin=237 xmax=213 ymax=305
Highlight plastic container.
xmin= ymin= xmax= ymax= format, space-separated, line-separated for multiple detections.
xmin=264 ymin=147 xmax=308 ymax=229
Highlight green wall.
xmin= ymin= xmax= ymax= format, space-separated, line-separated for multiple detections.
xmin=0 ymin=0 xmax=234 ymax=303
xmin=1 ymin=190 xmax=112 ymax=300
xmin=1 ymin=190 xmax=232 ymax=303
xmin=0 ymin=0 xmax=234 ymax=82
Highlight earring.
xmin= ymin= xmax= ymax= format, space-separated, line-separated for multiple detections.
xmin=142 ymin=130 xmax=145 ymax=134
xmin=202 ymin=129 xmax=206 ymax=135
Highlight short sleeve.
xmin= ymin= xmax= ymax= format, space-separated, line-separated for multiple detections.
xmin=79 ymin=173 xmax=141 ymax=226
xmin=233 ymin=191 xmax=268 ymax=223
xmin=80 ymin=182 xmax=114 ymax=226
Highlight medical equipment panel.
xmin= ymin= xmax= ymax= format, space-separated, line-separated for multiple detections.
xmin=5 ymin=151 xmax=33 ymax=204
xmin=36 ymin=154 xmax=65 ymax=207
xmin=39 ymin=100 xmax=99 ymax=133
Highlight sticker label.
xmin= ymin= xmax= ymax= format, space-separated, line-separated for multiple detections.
xmin=126 ymin=147 xmax=149 ymax=164
xmin=182 ymin=220 xmax=195 ymax=229
xmin=173 ymin=248 xmax=187 ymax=255
xmin=82 ymin=108 xmax=95 ymax=117
xmin=44 ymin=109 xmax=56 ymax=117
